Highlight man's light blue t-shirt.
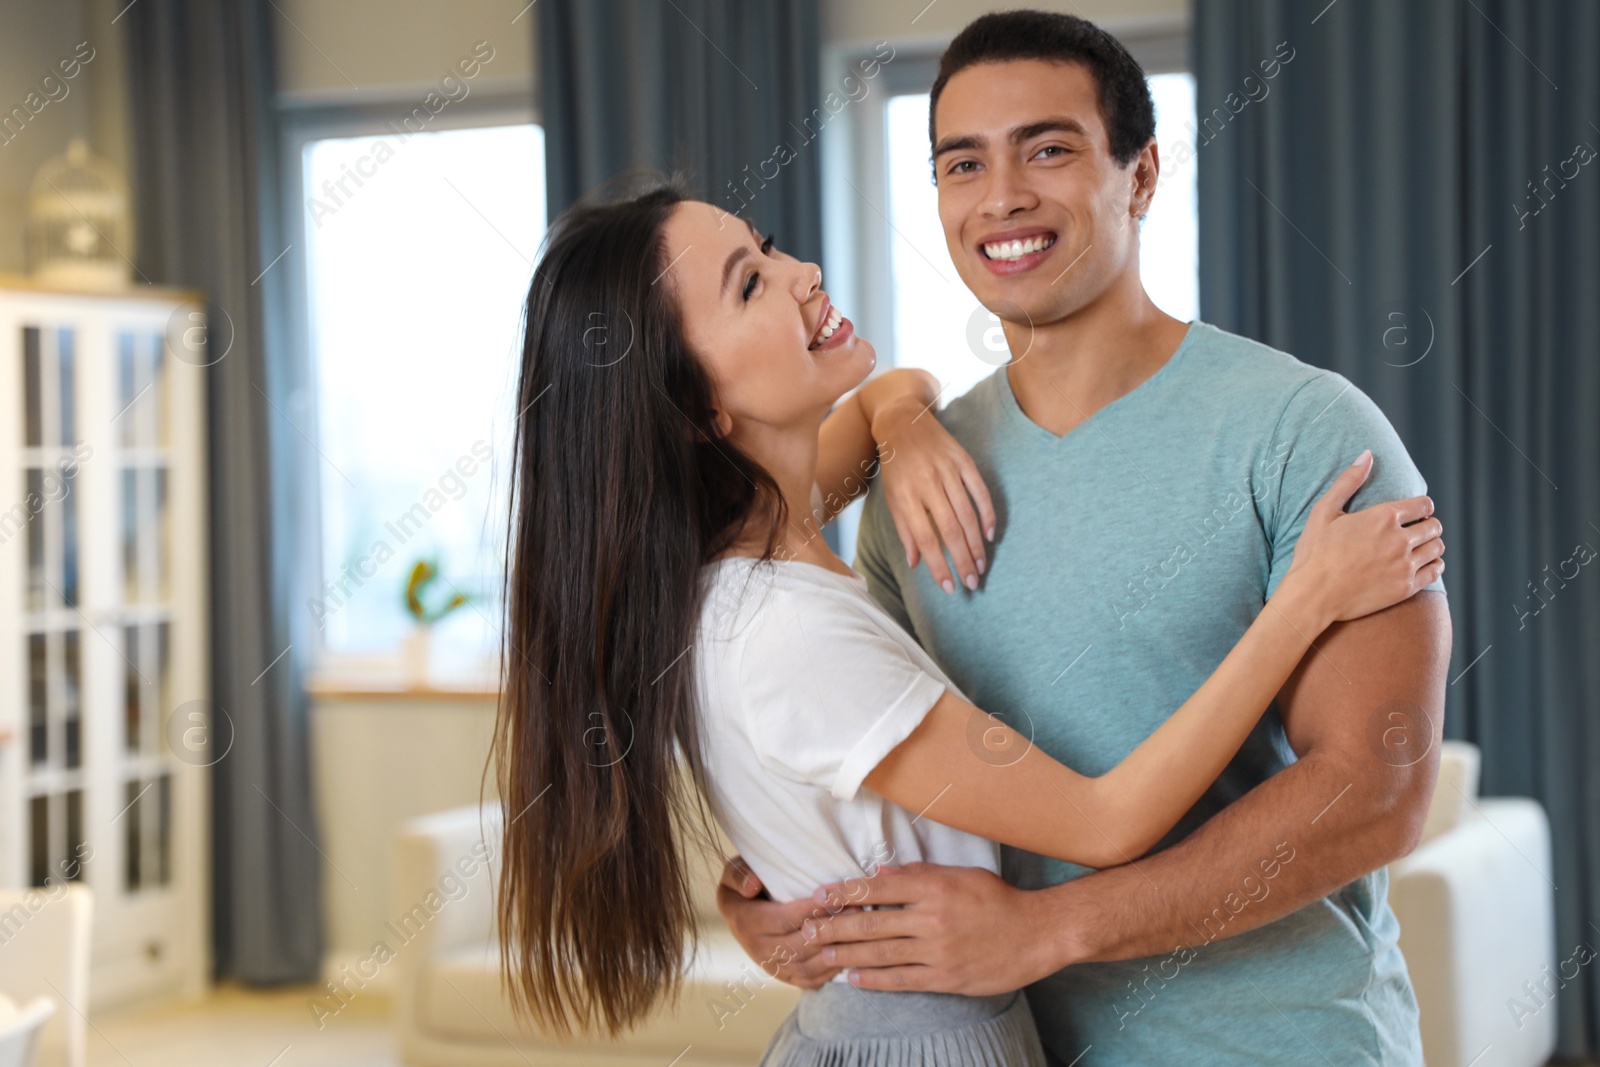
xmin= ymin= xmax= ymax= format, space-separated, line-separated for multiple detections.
xmin=854 ymin=320 xmax=1443 ymax=1066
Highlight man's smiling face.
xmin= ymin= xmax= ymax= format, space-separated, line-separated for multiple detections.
xmin=932 ymin=58 xmax=1151 ymax=330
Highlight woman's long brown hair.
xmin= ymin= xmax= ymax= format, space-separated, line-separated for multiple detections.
xmin=491 ymin=182 xmax=784 ymax=1036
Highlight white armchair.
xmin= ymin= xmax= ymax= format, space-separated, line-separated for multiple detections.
xmin=1387 ymin=741 xmax=1558 ymax=1067
xmin=0 ymin=885 xmax=92 ymax=1067
xmin=390 ymin=804 xmax=800 ymax=1066
xmin=0 ymin=996 xmax=56 ymax=1067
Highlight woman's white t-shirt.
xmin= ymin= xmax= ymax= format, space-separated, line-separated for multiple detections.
xmin=693 ymin=556 xmax=999 ymax=908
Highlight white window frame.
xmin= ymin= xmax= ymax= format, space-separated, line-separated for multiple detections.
xmin=277 ymin=90 xmax=540 ymax=681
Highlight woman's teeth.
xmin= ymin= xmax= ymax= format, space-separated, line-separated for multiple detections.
xmin=983 ymin=234 xmax=1056 ymax=261
xmin=811 ymin=304 xmax=844 ymax=348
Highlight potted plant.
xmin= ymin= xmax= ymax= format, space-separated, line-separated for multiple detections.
xmin=401 ymin=558 xmax=467 ymax=688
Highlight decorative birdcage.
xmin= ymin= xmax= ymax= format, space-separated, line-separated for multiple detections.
xmin=26 ymin=137 xmax=134 ymax=290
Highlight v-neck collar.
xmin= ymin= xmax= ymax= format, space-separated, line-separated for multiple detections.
xmin=996 ymin=320 xmax=1203 ymax=444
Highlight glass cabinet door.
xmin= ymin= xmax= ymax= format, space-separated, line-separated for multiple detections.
xmin=118 ymin=329 xmax=171 ymax=605
xmin=115 ymin=328 xmax=177 ymax=896
xmin=20 ymin=323 xmax=88 ymax=889
xmin=121 ymin=620 xmax=173 ymax=890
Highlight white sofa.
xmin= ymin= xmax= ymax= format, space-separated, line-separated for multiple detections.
xmin=1387 ymin=741 xmax=1557 ymax=1067
xmin=390 ymin=805 xmax=800 ymax=1066
xmin=391 ymin=742 xmax=1556 ymax=1067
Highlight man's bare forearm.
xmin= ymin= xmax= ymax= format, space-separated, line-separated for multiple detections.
xmin=1040 ymin=594 xmax=1450 ymax=969
xmin=1039 ymin=745 xmax=1414 ymax=966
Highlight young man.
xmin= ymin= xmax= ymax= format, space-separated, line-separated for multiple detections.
xmin=718 ymin=10 xmax=1451 ymax=1066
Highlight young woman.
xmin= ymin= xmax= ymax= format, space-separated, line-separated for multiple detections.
xmin=491 ymin=184 xmax=1446 ymax=1065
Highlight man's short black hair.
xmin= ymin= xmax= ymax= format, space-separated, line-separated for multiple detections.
xmin=929 ymin=9 xmax=1156 ymax=168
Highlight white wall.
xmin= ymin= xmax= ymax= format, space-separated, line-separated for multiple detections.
xmin=274 ymin=0 xmax=534 ymax=103
xmin=310 ymin=694 xmax=499 ymax=980
xmin=0 ymin=0 xmax=131 ymax=274
xmin=822 ymin=0 xmax=1189 ymax=51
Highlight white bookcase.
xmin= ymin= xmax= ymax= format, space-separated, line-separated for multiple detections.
xmin=0 ymin=275 xmax=210 ymax=1009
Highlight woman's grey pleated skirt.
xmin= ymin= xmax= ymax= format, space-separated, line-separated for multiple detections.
xmin=758 ymin=982 xmax=1048 ymax=1066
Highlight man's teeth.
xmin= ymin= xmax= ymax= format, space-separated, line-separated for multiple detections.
xmin=813 ymin=304 xmax=844 ymax=345
xmin=983 ymin=234 xmax=1056 ymax=261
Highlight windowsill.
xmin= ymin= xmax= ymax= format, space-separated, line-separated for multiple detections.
xmin=307 ymin=657 xmax=500 ymax=701
xmin=307 ymin=676 xmax=499 ymax=700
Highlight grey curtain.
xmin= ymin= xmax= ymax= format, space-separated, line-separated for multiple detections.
xmin=538 ymin=0 xmax=823 ymax=266
xmin=125 ymin=0 xmax=323 ymax=982
xmin=1194 ymin=0 xmax=1599 ymax=1057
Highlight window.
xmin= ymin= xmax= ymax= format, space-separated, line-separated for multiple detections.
xmin=298 ymin=121 xmax=545 ymax=671
xmin=882 ymin=72 xmax=1199 ymax=400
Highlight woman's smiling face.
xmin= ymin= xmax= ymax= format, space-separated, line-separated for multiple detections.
xmin=661 ymin=200 xmax=875 ymax=442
